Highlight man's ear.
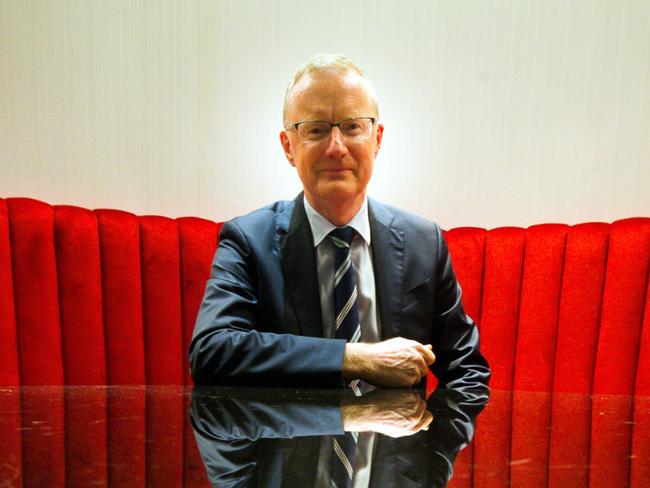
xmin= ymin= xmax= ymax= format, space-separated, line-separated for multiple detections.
xmin=279 ymin=131 xmax=296 ymax=167
xmin=374 ymin=123 xmax=384 ymax=156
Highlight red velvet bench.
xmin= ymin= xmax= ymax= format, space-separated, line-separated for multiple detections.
xmin=1 ymin=196 xmax=649 ymax=487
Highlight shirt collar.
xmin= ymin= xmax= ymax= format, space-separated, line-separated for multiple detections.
xmin=303 ymin=195 xmax=371 ymax=247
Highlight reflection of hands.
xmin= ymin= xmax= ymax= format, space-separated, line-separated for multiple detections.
xmin=340 ymin=389 xmax=433 ymax=438
xmin=343 ymin=337 xmax=436 ymax=387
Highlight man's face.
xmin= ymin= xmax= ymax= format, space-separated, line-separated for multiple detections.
xmin=280 ymin=70 xmax=383 ymax=210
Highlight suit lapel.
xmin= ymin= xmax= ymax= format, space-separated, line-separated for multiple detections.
xmin=279 ymin=194 xmax=323 ymax=338
xmin=369 ymin=199 xmax=405 ymax=340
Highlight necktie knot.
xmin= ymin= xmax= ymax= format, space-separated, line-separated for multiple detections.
xmin=328 ymin=226 xmax=356 ymax=248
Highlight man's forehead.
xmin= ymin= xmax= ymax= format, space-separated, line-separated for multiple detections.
xmin=288 ymin=70 xmax=376 ymax=119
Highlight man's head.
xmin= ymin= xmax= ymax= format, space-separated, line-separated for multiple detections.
xmin=280 ymin=54 xmax=383 ymax=224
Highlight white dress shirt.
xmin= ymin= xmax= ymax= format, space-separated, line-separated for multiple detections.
xmin=303 ymin=196 xmax=381 ymax=343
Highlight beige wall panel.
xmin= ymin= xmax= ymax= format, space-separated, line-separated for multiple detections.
xmin=1 ymin=0 xmax=648 ymax=228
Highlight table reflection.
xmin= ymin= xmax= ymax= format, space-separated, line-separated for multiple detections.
xmin=0 ymin=386 xmax=649 ymax=487
xmin=190 ymin=387 xmax=488 ymax=487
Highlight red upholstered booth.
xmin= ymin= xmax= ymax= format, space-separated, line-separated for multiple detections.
xmin=1 ymin=196 xmax=649 ymax=487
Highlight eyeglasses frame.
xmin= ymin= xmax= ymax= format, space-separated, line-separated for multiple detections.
xmin=285 ymin=117 xmax=377 ymax=141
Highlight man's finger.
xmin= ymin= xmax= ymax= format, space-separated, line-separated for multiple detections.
xmin=413 ymin=355 xmax=428 ymax=378
xmin=421 ymin=344 xmax=436 ymax=365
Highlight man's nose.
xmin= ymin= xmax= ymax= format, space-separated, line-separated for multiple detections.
xmin=323 ymin=127 xmax=348 ymax=158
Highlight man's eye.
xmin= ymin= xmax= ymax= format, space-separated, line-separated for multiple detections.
xmin=305 ymin=125 xmax=328 ymax=137
xmin=342 ymin=123 xmax=362 ymax=134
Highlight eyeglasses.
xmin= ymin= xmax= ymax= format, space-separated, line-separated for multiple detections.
xmin=286 ymin=117 xmax=376 ymax=143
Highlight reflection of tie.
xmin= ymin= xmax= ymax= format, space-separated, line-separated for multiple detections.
xmin=330 ymin=432 xmax=358 ymax=488
xmin=328 ymin=227 xmax=362 ymax=396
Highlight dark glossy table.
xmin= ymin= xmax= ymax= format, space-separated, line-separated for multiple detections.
xmin=1 ymin=386 xmax=648 ymax=487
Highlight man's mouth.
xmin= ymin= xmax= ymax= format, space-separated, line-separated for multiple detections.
xmin=320 ymin=168 xmax=352 ymax=173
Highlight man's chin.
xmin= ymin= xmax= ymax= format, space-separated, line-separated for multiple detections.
xmin=314 ymin=181 xmax=363 ymax=204
xmin=318 ymin=170 xmax=355 ymax=183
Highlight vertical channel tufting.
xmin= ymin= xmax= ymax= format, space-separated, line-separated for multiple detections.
xmin=592 ymin=218 xmax=650 ymax=394
xmin=7 ymin=198 xmax=66 ymax=486
xmin=0 ymin=199 xmax=20 ymax=385
xmin=633 ymin=258 xmax=650 ymax=396
xmin=512 ymin=225 xmax=568 ymax=391
xmin=177 ymin=216 xmax=220 ymax=487
xmin=479 ymin=227 xmax=527 ymax=388
xmin=177 ymin=217 xmax=220 ymax=385
xmin=7 ymin=198 xmax=64 ymax=384
xmin=54 ymin=205 xmax=108 ymax=486
xmin=446 ymin=227 xmax=487 ymax=325
xmin=510 ymin=224 xmax=567 ymax=488
xmin=96 ymin=209 xmax=145 ymax=384
xmin=590 ymin=218 xmax=650 ymax=488
xmin=96 ymin=208 xmax=146 ymax=487
xmin=140 ymin=216 xmax=183 ymax=385
xmin=140 ymin=216 xmax=183 ymax=487
xmin=0 ymin=198 xmax=22 ymax=485
xmin=631 ymin=267 xmax=650 ymax=487
xmin=54 ymin=206 xmax=107 ymax=384
xmin=445 ymin=226 xmax=487 ymax=488
xmin=589 ymin=219 xmax=650 ymax=487
xmin=547 ymin=222 xmax=609 ymax=488
xmin=472 ymin=227 xmax=525 ymax=488
xmin=551 ymin=223 xmax=610 ymax=393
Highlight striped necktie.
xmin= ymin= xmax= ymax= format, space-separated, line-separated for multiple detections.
xmin=328 ymin=226 xmax=361 ymax=346
xmin=328 ymin=227 xmax=362 ymax=395
xmin=328 ymin=227 xmax=361 ymax=488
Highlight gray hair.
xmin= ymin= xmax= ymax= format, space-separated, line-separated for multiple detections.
xmin=282 ymin=53 xmax=378 ymax=128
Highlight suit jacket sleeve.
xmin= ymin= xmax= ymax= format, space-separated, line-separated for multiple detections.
xmin=430 ymin=224 xmax=491 ymax=391
xmin=189 ymin=219 xmax=346 ymax=386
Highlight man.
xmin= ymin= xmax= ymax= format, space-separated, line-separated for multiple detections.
xmin=190 ymin=54 xmax=490 ymax=390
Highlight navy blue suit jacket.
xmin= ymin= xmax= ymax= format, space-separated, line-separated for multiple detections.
xmin=189 ymin=194 xmax=490 ymax=389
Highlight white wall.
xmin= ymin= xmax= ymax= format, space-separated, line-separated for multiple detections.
xmin=1 ymin=0 xmax=648 ymax=229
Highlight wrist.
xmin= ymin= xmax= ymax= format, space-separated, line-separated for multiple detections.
xmin=342 ymin=342 xmax=371 ymax=381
